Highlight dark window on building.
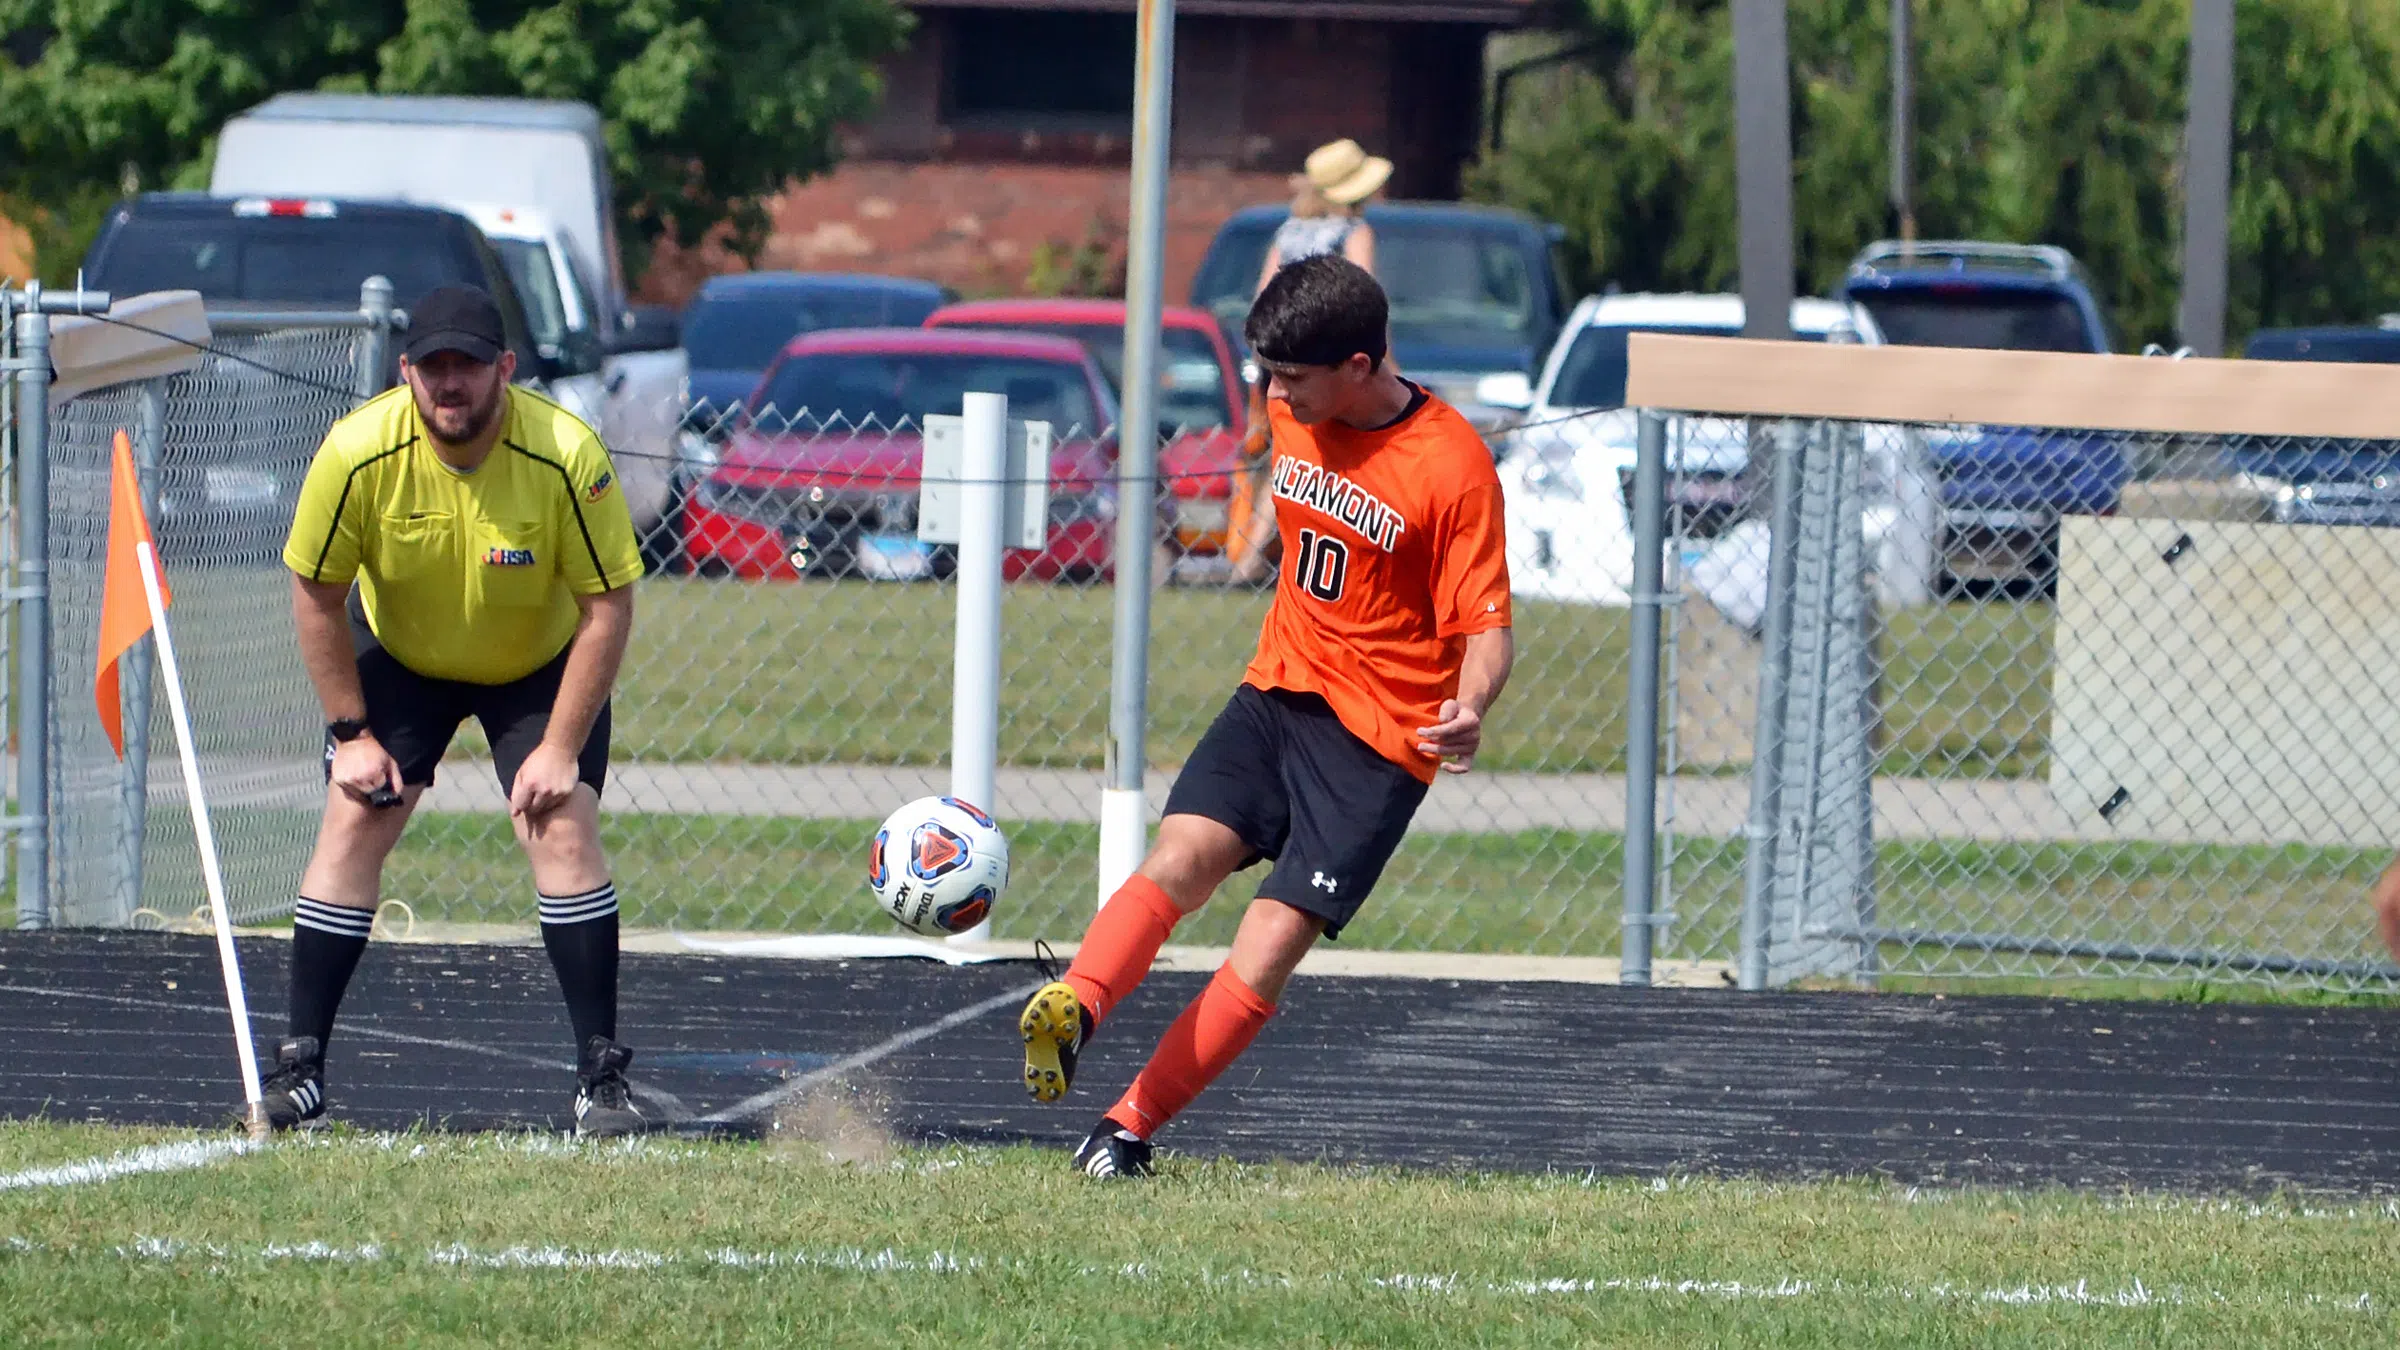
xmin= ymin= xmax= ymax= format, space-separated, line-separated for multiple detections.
xmin=948 ymin=10 xmax=1136 ymax=126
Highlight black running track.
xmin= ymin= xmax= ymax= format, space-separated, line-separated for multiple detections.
xmin=2 ymin=932 xmax=2395 ymax=1193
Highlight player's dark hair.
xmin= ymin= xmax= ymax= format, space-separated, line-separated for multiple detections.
xmin=1245 ymin=254 xmax=1388 ymax=370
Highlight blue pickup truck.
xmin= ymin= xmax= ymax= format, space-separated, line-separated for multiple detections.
xmin=1839 ymin=240 xmax=2128 ymax=594
xmin=2231 ymin=324 xmax=2400 ymax=527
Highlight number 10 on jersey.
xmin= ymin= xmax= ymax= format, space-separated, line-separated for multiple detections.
xmin=1293 ymin=529 xmax=1349 ymax=602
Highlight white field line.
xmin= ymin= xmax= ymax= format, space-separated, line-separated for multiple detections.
xmin=0 ymin=1234 xmax=2377 ymax=1313
xmin=0 ymin=1139 xmax=259 ymax=1192
xmin=694 ymin=981 xmax=1044 ymax=1125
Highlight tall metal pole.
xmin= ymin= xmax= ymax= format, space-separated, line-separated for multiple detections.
xmin=1734 ymin=0 xmax=1795 ymax=342
xmin=1890 ymin=0 xmax=1916 ymax=245
xmin=949 ymin=392 xmax=1007 ymax=944
xmin=1100 ymin=0 xmax=1175 ymax=908
xmin=1738 ymin=419 xmax=1807 ymax=989
xmin=355 ymin=276 xmax=396 ymax=400
xmin=2180 ymin=0 xmax=2235 ymax=356
xmin=1621 ymin=411 xmax=1669 ymax=987
xmin=12 ymin=295 xmax=49 ymax=927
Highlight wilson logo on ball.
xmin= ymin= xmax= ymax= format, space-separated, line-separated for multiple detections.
xmin=909 ymin=823 xmax=973 ymax=881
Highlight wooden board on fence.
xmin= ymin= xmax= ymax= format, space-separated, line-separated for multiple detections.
xmin=2051 ymin=516 xmax=2400 ymax=847
xmin=1625 ymin=332 xmax=2400 ymax=439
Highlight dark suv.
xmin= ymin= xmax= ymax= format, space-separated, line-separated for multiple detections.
xmin=1840 ymin=240 xmax=2127 ymax=593
xmin=2233 ymin=324 xmax=2400 ymax=527
xmin=79 ymin=193 xmax=546 ymax=562
xmin=1189 ymin=202 xmax=1573 ymax=436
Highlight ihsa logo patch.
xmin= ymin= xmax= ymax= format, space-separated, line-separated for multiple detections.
xmin=484 ymin=547 xmax=536 ymax=567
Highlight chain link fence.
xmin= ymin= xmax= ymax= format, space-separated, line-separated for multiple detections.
xmin=26 ymin=301 xmax=2396 ymax=991
xmin=16 ymin=318 xmax=1639 ymax=956
xmin=1640 ymin=406 xmax=2400 ymax=993
xmin=44 ymin=322 xmax=374 ymax=928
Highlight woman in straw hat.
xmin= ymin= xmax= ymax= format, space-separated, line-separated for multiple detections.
xmin=1228 ymin=139 xmax=1394 ymax=582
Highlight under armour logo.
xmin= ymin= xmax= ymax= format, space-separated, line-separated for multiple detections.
xmin=1312 ymin=871 xmax=1338 ymax=894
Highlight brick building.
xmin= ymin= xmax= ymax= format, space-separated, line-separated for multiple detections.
xmin=646 ymin=0 xmax=1538 ymax=304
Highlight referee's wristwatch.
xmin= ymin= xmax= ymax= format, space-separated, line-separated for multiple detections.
xmin=326 ymin=718 xmax=373 ymax=744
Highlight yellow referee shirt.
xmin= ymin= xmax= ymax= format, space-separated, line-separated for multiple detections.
xmin=284 ymin=385 xmax=641 ymax=685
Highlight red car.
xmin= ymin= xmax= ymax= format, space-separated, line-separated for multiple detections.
xmin=923 ymin=299 xmax=1247 ymax=559
xmin=679 ymin=328 xmax=1126 ymax=582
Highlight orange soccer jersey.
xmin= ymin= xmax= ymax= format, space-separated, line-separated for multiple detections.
xmin=1241 ymin=387 xmax=1513 ymax=782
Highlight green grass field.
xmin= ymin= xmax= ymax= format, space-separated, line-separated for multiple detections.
xmin=1 ymin=1123 xmax=2393 ymax=1347
xmin=594 ymin=579 xmax=2056 ymax=777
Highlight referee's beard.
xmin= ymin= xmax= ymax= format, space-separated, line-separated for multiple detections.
xmin=404 ymin=352 xmax=513 ymax=449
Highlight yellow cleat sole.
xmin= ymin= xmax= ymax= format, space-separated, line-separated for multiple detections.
xmin=1020 ymin=981 xmax=1083 ymax=1103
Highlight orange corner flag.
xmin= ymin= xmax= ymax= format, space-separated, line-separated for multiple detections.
xmin=96 ymin=430 xmax=170 ymax=760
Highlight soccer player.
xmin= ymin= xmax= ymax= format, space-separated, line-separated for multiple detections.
xmin=256 ymin=284 xmax=647 ymax=1136
xmin=1019 ymin=255 xmax=1515 ymax=1177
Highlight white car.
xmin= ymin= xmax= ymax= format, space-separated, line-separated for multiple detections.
xmin=464 ymin=204 xmax=687 ymax=556
xmin=1477 ymin=292 xmax=1939 ymax=617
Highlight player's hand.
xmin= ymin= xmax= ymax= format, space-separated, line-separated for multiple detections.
xmin=510 ymin=742 xmax=582 ymax=820
xmin=1415 ymin=698 xmax=1483 ymax=775
xmin=332 ymin=736 xmax=403 ymax=804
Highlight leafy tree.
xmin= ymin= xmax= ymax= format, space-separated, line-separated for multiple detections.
xmin=0 ymin=0 xmax=909 ymax=284
xmin=1474 ymin=0 xmax=2400 ymax=349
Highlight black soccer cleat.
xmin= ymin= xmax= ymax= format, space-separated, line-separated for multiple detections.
xmin=573 ymin=1035 xmax=646 ymax=1138
xmin=258 ymin=1037 xmax=327 ymax=1131
xmin=1020 ymin=981 xmax=1093 ymax=1103
xmin=1072 ymin=1118 xmax=1155 ymax=1179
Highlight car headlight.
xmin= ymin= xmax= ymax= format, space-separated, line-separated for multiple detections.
xmin=1520 ymin=456 xmax=1586 ymax=502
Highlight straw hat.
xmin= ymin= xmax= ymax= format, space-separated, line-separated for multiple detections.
xmin=1303 ymin=139 xmax=1393 ymax=207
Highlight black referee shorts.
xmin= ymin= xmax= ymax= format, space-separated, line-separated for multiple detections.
xmin=1161 ymin=684 xmax=1428 ymax=939
xmin=331 ymin=596 xmax=610 ymax=798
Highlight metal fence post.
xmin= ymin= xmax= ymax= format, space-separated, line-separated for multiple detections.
xmin=11 ymin=295 xmax=49 ymax=928
xmin=113 ymin=380 xmax=168 ymax=923
xmin=1099 ymin=0 xmax=1175 ymax=908
xmin=1737 ymin=418 xmax=1806 ymax=988
xmin=355 ymin=276 xmax=395 ymax=402
xmin=1621 ymin=410 xmax=1670 ymax=986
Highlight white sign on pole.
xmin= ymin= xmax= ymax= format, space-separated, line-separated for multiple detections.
xmin=919 ymin=415 xmax=1051 ymax=551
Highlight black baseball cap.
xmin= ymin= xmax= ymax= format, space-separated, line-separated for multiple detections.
xmin=402 ymin=284 xmax=505 ymax=364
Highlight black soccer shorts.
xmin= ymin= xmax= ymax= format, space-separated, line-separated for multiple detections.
xmin=1161 ymin=683 xmax=1428 ymax=939
xmin=330 ymin=598 xmax=610 ymax=798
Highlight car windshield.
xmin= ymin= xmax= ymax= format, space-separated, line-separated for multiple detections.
xmin=1856 ymin=289 xmax=2094 ymax=353
xmin=1549 ymin=324 xmax=1828 ymax=409
xmin=92 ymin=215 xmax=484 ymax=305
xmin=1191 ymin=218 xmax=1541 ymax=352
xmin=754 ymin=353 xmax=1102 ymax=432
xmin=938 ymin=321 xmax=1230 ymax=428
xmin=490 ymin=238 xmax=568 ymax=350
xmin=685 ymin=290 xmax=941 ymax=370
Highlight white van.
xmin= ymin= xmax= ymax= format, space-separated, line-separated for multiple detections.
xmin=210 ymin=94 xmax=689 ymax=556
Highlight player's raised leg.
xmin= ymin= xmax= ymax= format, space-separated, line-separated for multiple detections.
xmin=1072 ymin=895 xmax=1317 ymax=1178
xmin=1021 ymin=812 xmax=1252 ymax=1102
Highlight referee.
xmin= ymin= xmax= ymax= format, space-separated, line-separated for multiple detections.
xmin=258 ymin=284 xmax=646 ymax=1136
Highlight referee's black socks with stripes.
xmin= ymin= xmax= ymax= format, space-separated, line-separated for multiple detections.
xmin=539 ymin=883 xmax=620 ymax=1056
xmin=289 ymin=897 xmax=374 ymax=1056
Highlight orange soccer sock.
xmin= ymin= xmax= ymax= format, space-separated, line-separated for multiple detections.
xmin=1106 ymin=963 xmax=1278 ymax=1140
xmin=1064 ymin=875 xmax=1183 ymax=1026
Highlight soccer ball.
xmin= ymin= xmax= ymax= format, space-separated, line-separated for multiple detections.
xmin=868 ymin=796 xmax=1009 ymax=936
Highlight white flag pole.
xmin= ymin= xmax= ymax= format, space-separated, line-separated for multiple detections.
xmin=136 ymin=539 xmax=269 ymax=1139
